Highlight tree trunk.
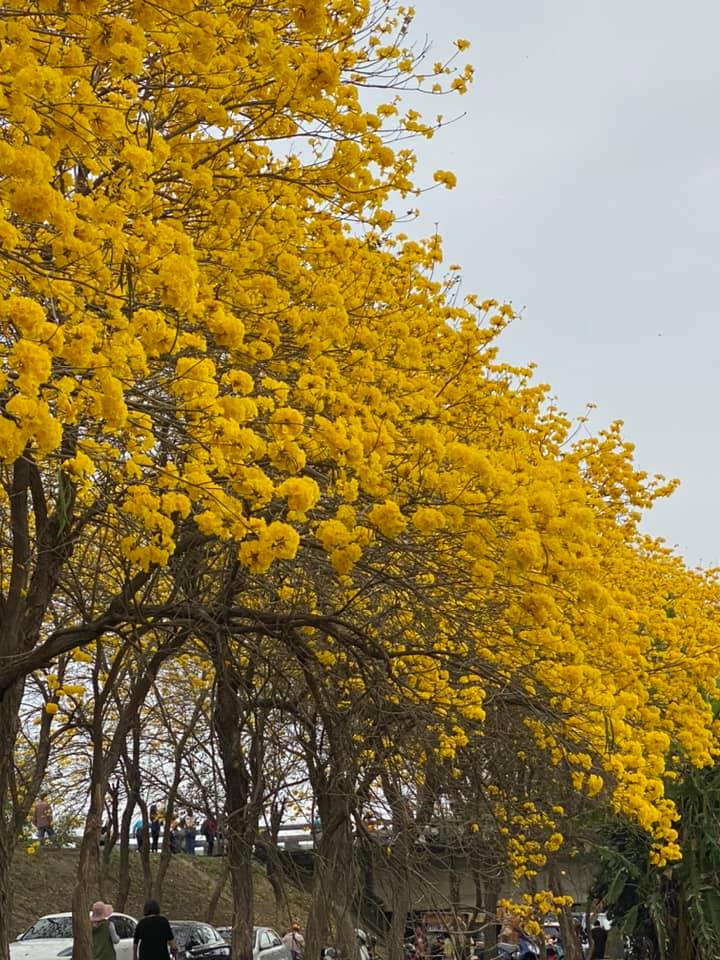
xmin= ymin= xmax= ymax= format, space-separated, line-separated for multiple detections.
xmin=213 ymin=673 xmax=263 ymax=960
xmin=557 ymin=908 xmax=582 ymax=960
xmin=305 ymin=843 xmax=334 ymax=960
xmin=152 ymin=692 xmax=208 ymax=902
xmin=447 ymin=850 xmax=466 ymax=960
xmin=0 ymin=828 xmax=15 ymax=960
xmin=72 ymin=636 xmax=184 ymax=959
xmin=152 ymin=789 xmax=177 ymax=902
xmin=0 ymin=682 xmax=23 ymax=960
xmin=206 ymin=860 xmax=230 ymax=924
xmin=478 ymin=875 xmax=500 ymax=957
xmin=72 ymin=777 xmax=104 ymax=960
xmin=306 ymin=796 xmax=359 ymax=960
xmin=387 ymin=858 xmax=412 ymax=960
xmin=228 ymin=832 xmax=256 ymax=960
xmin=256 ymin=835 xmax=286 ymax=926
xmin=116 ymin=792 xmax=136 ymax=912
xmin=137 ymin=798 xmax=153 ymax=898
xmin=263 ymin=802 xmax=287 ymax=925
xmin=549 ymin=866 xmax=581 ymax=960
xmin=101 ymin=781 xmax=120 ymax=879
xmin=381 ymin=774 xmax=419 ymax=960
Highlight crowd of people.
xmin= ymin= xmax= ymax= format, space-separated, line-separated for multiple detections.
xmin=132 ymin=807 xmax=219 ymax=856
xmin=408 ymin=915 xmax=609 ymax=960
xmin=88 ymin=898 xmax=306 ymax=960
xmin=33 ymin=796 xmax=607 ymax=960
xmin=31 ymin=793 xmax=220 ymax=857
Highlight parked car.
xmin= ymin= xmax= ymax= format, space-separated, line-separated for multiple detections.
xmin=12 ymin=913 xmax=136 ymax=960
xmin=212 ymin=926 xmax=290 ymax=960
xmin=170 ymin=922 xmax=230 ymax=960
xmin=254 ymin=927 xmax=290 ymax=960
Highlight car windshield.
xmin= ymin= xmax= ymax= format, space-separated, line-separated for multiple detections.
xmin=172 ymin=925 xmax=221 ymax=949
xmin=22 ymin=918 xmax=73 ymax=940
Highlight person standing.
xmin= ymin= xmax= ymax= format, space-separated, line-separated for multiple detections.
xmin=183 ymin=812 xmax=196 ymax=855
xmin=150 ymin=806 xmax=162 ymax=853
xmin=414 ymin=925 xmax=428 ymax=960
xmin=133 ymin=900 xmax=177 ymax=960
xmin=517 ymin=929 xmax=536 ymax=960
xmin=169 ymin=819 xmax=182 ymax=854
xmin=32 ymin=793 xmax=54 ymax=844
xmin=91 ymin=902 xmax=119 ymax=960
xmin=497 ymin=918 xmax=519 ymax=955
xmin=282 ymin=923 xmax=305 ymax=960
xmin=201 ymin=815 xmax=217 ymax=856
xmin=133 ymin=816 xmax=145 ymax=850
xmin=590 ymin=921 xmax=608 ymax=959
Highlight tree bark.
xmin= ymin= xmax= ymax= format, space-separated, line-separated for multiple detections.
xmin=206 ymin=860 xmax=230 ymax=924
xmin=0 ymin=682 xmax=26 ymax=960
xmin=213 ymin=671 xmax=264 ymax=960
xmin=228 ymin=832 xmax=257 ymax=960
xmin=72 ymin=772 xmax=104 ymax=960
xmin=0 ymin=832 xmax=14 ymax=960
xmin=116 ymin=792 xmax=137 ymax=912
xmin=475 ymin=871 xmax=501 ymax=957
xmin=152 ymin=692 xmax=208 ymax=901
xmin=387 ymin=853 xmax=413 ymax=960
xmin=262 ymin=801 xmax=287 ymax=925
xmin=127 ymin=721 xmax=152 ymax=900
xmin=101 ymin=781 xmax=120 ymax=879
xmin=380 ymin=777 xmax=416 ymax=960
xmin=137 ymin=797 xmax=153 ymax=899
xmin=72 ymin=635 xmax=185 ymax=960
xmin=549 ymin=866 xmax=582 ymax=960
xmin=306 ymin=792 xmax=359 ymax=960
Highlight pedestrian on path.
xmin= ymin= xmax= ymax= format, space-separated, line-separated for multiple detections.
xmin=32 ymin=793 xmax=54 ymax=844
xmin=91 ymin=901 xmax=119 ymax=960
xmin=590 ymin=921 xmax=608 ymax=959
xmin=133 ymin=900 xmax=177 ymax=960
xmin=150 ymin=806 xmax=162 ymax=853
xmin=201 ymin=815 xmax=217 ymax=856
xmin=183 ymin=812 xmax=196 ymax=854
xmin=282 ymin=923 xmax=305 ymax=960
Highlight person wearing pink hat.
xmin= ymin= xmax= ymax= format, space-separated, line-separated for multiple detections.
xmin=90 ymin=901 xmax=120 ymax=960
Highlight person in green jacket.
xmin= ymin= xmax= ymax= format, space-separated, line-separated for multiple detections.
xmin=91 ymin=901 xmax=120 ymax=960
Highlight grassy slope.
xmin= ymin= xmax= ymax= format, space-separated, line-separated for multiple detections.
xmin=10 ymin=848 xmax=310 ymax=938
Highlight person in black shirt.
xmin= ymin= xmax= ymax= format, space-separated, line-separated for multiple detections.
xmin=590 ymin=921 xmax=608 ymax=960
xmin=133 ymin=900 xmax=177 ymax=960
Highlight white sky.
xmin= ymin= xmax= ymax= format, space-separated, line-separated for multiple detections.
xmin=407 ymin=0 xmax=720 ymax=566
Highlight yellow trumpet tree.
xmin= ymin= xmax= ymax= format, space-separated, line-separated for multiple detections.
xmin=2 ymin=3 xmax=720 ymax=960
xmin=0 ymin=0 xmax=474 ymax=955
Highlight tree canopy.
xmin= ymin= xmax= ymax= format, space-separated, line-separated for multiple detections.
xmin=1 ymin=4 xmax=720 ymax=960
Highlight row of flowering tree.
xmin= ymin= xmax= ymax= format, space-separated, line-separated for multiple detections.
xmin=2 ymin=4 xmax=720 ymax=960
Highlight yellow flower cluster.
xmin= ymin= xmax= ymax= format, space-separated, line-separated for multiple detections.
xmin=2 ymin=0 xmax=720 ymax=885
xmin=498 ymin=892 xmax=574 ymax=937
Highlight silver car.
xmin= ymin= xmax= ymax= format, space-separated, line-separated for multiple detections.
xmin=214 ymin=927 xmax=290 ymax=960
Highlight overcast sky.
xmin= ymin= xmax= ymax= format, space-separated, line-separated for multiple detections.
xmin=406 ymin=1 xmax=720 ymax=566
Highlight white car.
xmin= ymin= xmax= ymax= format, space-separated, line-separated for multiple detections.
xmin=214 ymin=926 xmax=290 ymax=960
xmin=12 ymin=912 xmax=137 ymax=960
